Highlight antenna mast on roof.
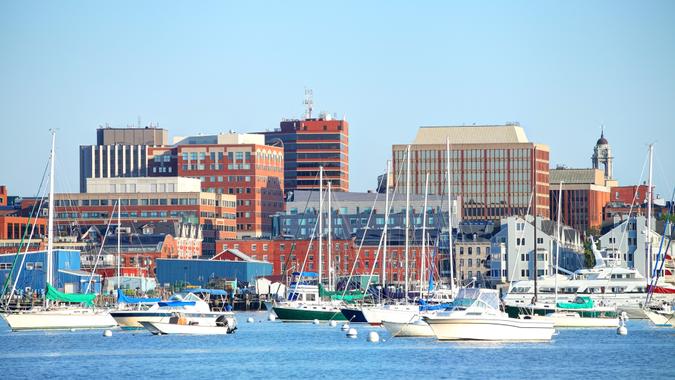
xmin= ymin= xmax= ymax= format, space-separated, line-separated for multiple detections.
xmin=304 ymin=88 xmax=313 ymax=120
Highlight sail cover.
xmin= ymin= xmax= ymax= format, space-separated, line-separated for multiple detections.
xmin=46 ymin=283 xmax=96 ymax=306
xmin=117 ymin=289 xmax=160 ymax=304
xmin=318 ymin=284 xmax=364 ymax=302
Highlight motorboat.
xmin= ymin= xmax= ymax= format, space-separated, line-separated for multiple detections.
xmin=141 ymin=312 xmax=237 ymax=335
xmin=423 ymin=288 xmax=555 ymax=341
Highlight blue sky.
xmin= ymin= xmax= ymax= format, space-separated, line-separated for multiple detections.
xmin=1 ymin=1 xmax=673 ymax=199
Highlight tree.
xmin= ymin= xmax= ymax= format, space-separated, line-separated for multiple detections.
xmin=583 ymin=239 xmax=596 ymax=268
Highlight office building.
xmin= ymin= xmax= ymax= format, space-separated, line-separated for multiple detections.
xmin=549 ymin=168 xmax=610 ymax=233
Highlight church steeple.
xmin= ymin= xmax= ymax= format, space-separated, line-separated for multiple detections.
xmin=592 ymin=127 xmax=613 ymax=180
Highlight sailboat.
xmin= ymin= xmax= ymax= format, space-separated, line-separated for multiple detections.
xmin=516 ymin=182 xmax=619 ymax=328
xmin=0 ymin=131 xmax=116 ymax=331
xmin=272 ymin=168 xmax=350 ymax=321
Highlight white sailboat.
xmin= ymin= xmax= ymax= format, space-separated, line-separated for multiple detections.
xmin=0 ymin=131 xmax=116 ymax=331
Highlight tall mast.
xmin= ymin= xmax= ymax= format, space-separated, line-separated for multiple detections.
xmin=420 ymin=173 xmax=429 ymax=294
xmin=46 ymin=130 xmax=56 ymax=305
xmin=646 ymin=144 xmax=653 ymax=278
xmin=532 ymin=146 xmax=538 ymax=304
xmin=382 ymin=160 xmax=391 ymax=288
xmin=117 ymin=198 xmax=121 ymax=290
xmin=318 ymin=166 xmax=323 ymax=285
xmin=404 ymin=145 xmax=411 ymax=300
xmin=554 ymin=181 xmax=563 ymax=308
xmin=327 ymin=181 xmax=333 ymax=290
xmin=446 ymin=137 xmax=454 ymax=294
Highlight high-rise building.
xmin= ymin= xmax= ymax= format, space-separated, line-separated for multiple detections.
xmin=549 ymin=168 xmax=610 ymax=233
xmin=261 ymin=113 xmax=349 ymax=194
xmin=159 ymin=132 xmax=285 ymax=238
xmin=392 ymin=124 xmax=550 ymax=222
xmin=79 ymin=126 xmax=169 ymax=192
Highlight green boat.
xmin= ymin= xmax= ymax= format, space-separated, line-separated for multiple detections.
xmin=505 ymin=297 xmax=619 ymax=319
xmin=271 ymin=283 xmax=347 ymax=322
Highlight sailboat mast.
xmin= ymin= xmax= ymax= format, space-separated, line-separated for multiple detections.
xmin=420 ymin=173 xmax=429 ymax=295
xmin=646 ymin=144 xmax=653 ymax=278
xmin=327 ymin=181 xmax=332 ymax=290
xmin=404 ymin=145 xmax=411 ymax=300
xmin=446 ymin=137 xmax=454 ymax=294
xmin=382 ymin=160 xmax=391 ymax=288
xmin=46 ymin=130 xmax=56 ymax=306
xmin=318 ymin=166 xmax=323 ymax=285
xmin=533 ymin=147 xmax=538 ymax=304
xmin=117 ymin=198 xmax=121 ymax=290
xmin=554 ymin=181 xmax=563 ymax=308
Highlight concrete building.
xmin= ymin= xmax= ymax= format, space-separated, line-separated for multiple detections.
xmin=79 ymin=126 xmax=168 ymax=192
xmin=150 ymin=132 xmax=285 ymax=238
xmin=489 ymin=216 xmax=585 ymax=285
xmin=392 ymin=124 xmax=550 ymax=222
xmin=598 ymin=215 xmax=668 ymax=279
xmin=54 ymin=177 xmax=236 ymax=256
xmin=549 ymin=168 xmax=610 ymax=233
xmin=452 ymin=222 xmax=494 ymax=287
xmin=261 ymin=113 xmax=349 ymax=193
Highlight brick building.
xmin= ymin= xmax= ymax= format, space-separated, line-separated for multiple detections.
xmin=392 ymin=124 xmax=550 ymax=222
xmin=0 ymin=186 xmax=48 ymax=253
xmin=261 ymin=113 xmax=349 ymax=193
xmin=549 ymin=168 xmax=610 ymax=233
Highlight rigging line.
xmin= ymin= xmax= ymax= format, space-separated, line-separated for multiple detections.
xmin=291 ymin=207 xmax=321 ymax=296
xmin=507 ymin=190 xmax=535 ymax=287
xmin=614 ymin=149 xmax=649 ymax=261
xmin=645 ymin=187 xmax=675 ymax=305
xmin=85 ymin=200 xmax=118 ymax=294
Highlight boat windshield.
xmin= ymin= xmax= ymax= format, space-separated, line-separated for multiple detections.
xmin=452 ymin=288 xmax=500 ymax=311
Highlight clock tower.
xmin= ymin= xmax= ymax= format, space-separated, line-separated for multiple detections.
xmin=592 ymin=129 xmax=613 ymax=180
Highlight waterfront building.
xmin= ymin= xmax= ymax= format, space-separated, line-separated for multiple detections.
xmin=392 ymin=124 xmax=550 ymax=222
xmin=155 ymin=257 xmax=272 ymax=286
xmin=452 ymin=221 xmax=494 ymax=287
xmin=150 ymin=132 xmax=284 ymax=238
xmin=53 ymin=177 xmax=236 ymax=256
xmin=260 ymin=113 xmax=349 ymax=194
xmin=79 ymin=126 xmax=168 ymax=192
xmin=549 ymin=168 xmax=610 ymax=233
xmin=489 ymin=216 xmax=585 ymax=285
xmin=0 ymin=185 xmax=48 ymax=254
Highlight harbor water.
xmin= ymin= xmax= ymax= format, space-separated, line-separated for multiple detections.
xmin=1 ymin=312 xmax=674 ymax=379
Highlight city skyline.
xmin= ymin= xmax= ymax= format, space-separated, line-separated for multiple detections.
xmin=1 ymin=1 xmax=674 ymax=199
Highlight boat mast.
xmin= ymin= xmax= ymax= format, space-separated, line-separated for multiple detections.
xmin=420 ymin=173 xmax=429 ymax=295
xmin=46 ymin=130 xmax=56 ymax=307
xmin=318 ymin=166 xmax=323 ymax=285
xmin=446 ymin=137 xmax=454 ymax=294
xmin=646 ymin=144 xmax=653 ymax=279
xmin=405 ymin=145 xmax=411 ymax=301
xmin=554 ymin=181 xmax=563 ymax=309
xmin=532 ymin=147 xmax=538 ymax=305
xmin=327 ymin=181 xmax=333 ymax=290
xmin=117 ymin=198 xmax=121 ymax=290
xmin=382 ymin=160 xmax=391 ymax=288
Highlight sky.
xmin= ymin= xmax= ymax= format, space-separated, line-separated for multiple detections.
xmin=1 ymin=1 xmax=674 ymax=199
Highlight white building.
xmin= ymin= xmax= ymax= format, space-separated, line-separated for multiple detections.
xmin=85 ymin=177 xmax=201 ymax=194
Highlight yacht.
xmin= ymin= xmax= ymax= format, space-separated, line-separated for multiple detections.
xmin=141 ymin=312 xmax=237 ymax=335
xmin=423 ymin=288 xmax=555 ymax=341
xmin=271 ymin=283 xmax=346 ymax=322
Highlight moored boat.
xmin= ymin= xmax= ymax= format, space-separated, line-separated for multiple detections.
xmin=141 ymin=313 xmax=237 ymax=335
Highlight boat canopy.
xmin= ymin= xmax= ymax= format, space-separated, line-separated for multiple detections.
xmin=117 ymin=289 xmax=160 ymax=304
xmin=158 ymin=301 xmax=196 ymax=307
xmin=46 ymin=283 xmax=96 ymax=306
xmin=292 ymin=271 xmax=318 ymax=278
xmin=557 ymin=296 xmax=594 ymax=309
xmin=188 ymin=288 xmax=229 ymax=296
xmin=454 ymin=288 xmax=500 ymax=310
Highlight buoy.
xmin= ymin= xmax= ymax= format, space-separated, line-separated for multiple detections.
xmin=346 ymin=327 xmax=358 ymax=338
xmin=70 ymin=328 xmax=77 ymax=332
xmin=247 ymin=317 xmax=255 ymax=323
xmin=341 ymin=323 xmax=350 ymax=331
xmin=103 ymin=329 xmax=112 ymax=337
xmin=617 ymin=314 xmax=628 ymax=336
xmin=329 ymin=320 xmax=337 ymax=327
xmin=313 ymin=319 xmax=320 ymax=325
xmin=367 ymin=331 xmax=380 ymax=342
xmin=268 ymin=314 xmax=276 ymax=321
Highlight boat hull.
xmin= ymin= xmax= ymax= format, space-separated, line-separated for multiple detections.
xmin=1 ymin=309 xmax=117 ymax=331
xmin=520 ymin=313 xmax=619 ymax=328
xmin=425 ymin=316 xmax=555 ymax=341
xmin=110 ymin=310 xmax=232 ymax=329
xmin=504 ymin=304 xmax=618 ymax=319
xmin=644 ymin=310 xmax=674 ymax=327
xmin=340 ymin=307 xmax=368 ymax=323
xmin=382 ymin=319 xmax=434 ymax=337
xmin=361 ymin=305 xmax=419 ymax=325
xmin=140 ymin=321 xmax=234 ymax=335
xmin=272 ymin=305 xmax=346 ymax=321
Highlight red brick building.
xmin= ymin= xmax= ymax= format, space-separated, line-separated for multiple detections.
xmin=610 ymin=185 xmax=650 ymax=204
xmin=215 ymin=238 xmax=433 ymax=286
xmin=149 ymin=133 xmax=285 ymax=238
xmin=0 ymin=186 xmax=48 ymax=253
xmin=261 ymin=114 xmax=349 ymax=193
xmin=549 ymin=168 xmax=610 ymax=233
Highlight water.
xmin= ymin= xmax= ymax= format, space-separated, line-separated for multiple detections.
xmin=1 ymin=312 xmax=674 ymax=379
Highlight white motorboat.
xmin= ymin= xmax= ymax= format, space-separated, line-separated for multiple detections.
xmin=361 ymin=303 xmax=419 ymax=326
xmin=111 ymin=292 xmax=235 ymax=329
xmin=141 ymin=313 xmax=237 ymax=335
xmin=520 ymin=311 xmax=619 ymax=328
xmin=382 ymin=313 xmax=434 ymax=337
xmin=644 ymin=302 xmax=674 ymax=327
xmin=424 ymin=288 xmax=555 ymax=341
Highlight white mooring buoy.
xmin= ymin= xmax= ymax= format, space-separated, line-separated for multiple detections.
xmin=247 ymin=317 xmax=255 ymax=323
xmin=346 ymin=327 xmax=358 ymax=338
xmin=341 ymin=323 xmax=350 ymax=331
xmin=313 ymin=319 xmax=320 ymax=325
xmin=367 ymin=331 xmax=380 ymax=342
xmin=329 ymin=320 xmax=337 ymax=327
xmin=617 ymin=312 xmax=628 ymax=336
xmin=103 ymin=329 xmax=112 ymax=337
xmin=268 ymin=313 xmax=276 ymax=321
xmin=70 ymin=328 xmax=77 ymax=332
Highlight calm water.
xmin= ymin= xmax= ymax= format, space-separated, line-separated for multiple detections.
xmin=1 ymin=312 xmax=674 ymax=379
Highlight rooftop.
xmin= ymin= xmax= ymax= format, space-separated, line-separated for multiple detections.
xmin=412 ymin=124 xmax=529 ymax=145
xmin=550 ymin=168 xmax=605 ymax=185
